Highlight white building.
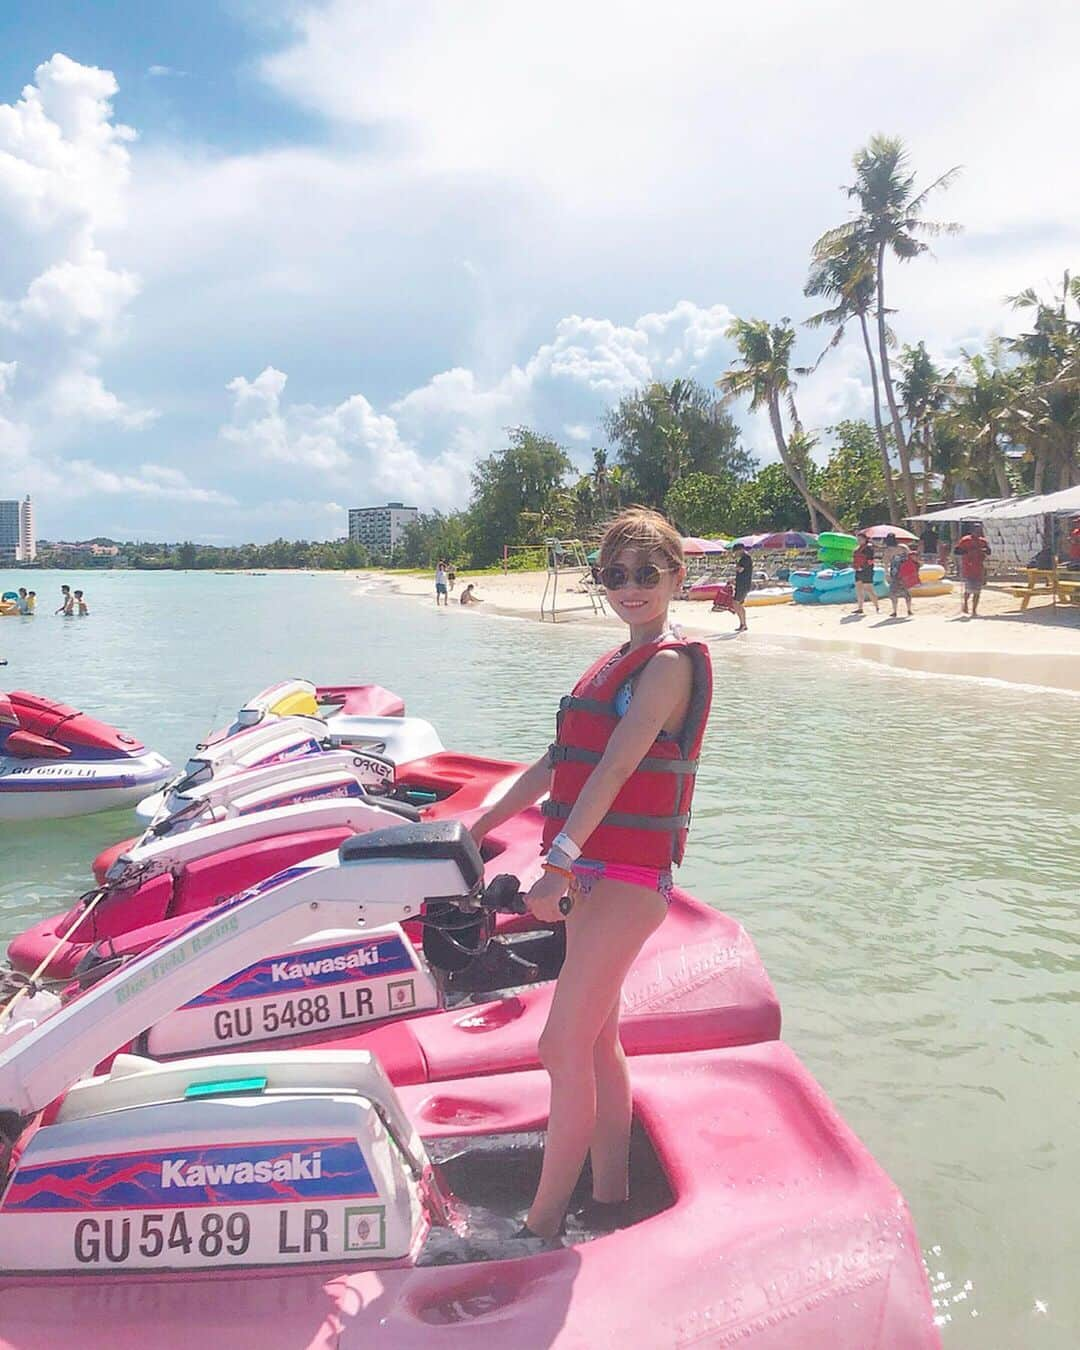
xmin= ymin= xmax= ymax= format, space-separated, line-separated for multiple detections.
xmin=348 ymin=502 xmax=418 ymax=555
xmin=0 ymin=495 xmax=37 ymax=563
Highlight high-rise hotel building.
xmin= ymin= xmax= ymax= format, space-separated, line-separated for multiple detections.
xmin=0 ymin=495 xmax=36 ymax=563
xmin=348 ymin=502 xmax=419 ymax=556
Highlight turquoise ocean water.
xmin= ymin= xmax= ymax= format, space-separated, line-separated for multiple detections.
xmin=0 ymin=568 xmax=1076 ymax=1346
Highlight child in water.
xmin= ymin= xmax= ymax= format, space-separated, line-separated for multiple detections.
xmin=467 ymin=508 xmax=712 ymax=1243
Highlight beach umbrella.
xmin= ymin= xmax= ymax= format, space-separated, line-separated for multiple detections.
xmin=859 ymin=524 xmax=918 ymax=542
xmin=703 ymin=537 xmax=733 ymax=552
xmin=756 ymin=530 xmax=817 ymax=549
xmin=681 ymin=537 xmax=709 ymax=554
xmin=731 ymin=533 xmax=771 ymax=549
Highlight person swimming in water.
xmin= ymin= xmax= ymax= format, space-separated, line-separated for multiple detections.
xmin=466 ymin=507 xmax=712 ymax=1245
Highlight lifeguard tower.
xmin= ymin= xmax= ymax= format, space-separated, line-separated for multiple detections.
xmin=539 ymin=537 xmax=607 ymax=622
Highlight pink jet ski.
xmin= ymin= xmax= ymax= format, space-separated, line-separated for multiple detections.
xmin=5 ymin=751 xmax=531 ymax=982
xmin=0 ymin=691 xmax=171 ymax=822
xmin=0 ymin=823 xmax=937 ymax=1347
xmin=133 ymin=679 xmax=410 ymax=825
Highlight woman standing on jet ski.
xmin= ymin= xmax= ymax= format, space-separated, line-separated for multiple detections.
xmin=469 ymin=508 xmax=712 ymax=1242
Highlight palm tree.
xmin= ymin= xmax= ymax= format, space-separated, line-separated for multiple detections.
xmin=814 ymin=136 xmax=961 ymax=517
xmin=943 ymin=346 xmax=1018 ymax=497
xmin=717 ymin=317 xmax=841 ymax=530
xmin=898 ymin=342 xmax=947 ymax=510
xmin=591 ymin=448 xmax=610 ymax=513
xmin=804 ymin=240 xmax=899 ymax=521
xmin=1004 ymin=273 xmax=1080 ymax=491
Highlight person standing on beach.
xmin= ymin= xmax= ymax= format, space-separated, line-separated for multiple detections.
xmin=955 ymin=522 xmax=991 ymax=615
xmin=1067 ymin=516 xmax=1080 ymax=570
xmin=731 ymin=541 xmax=752 ymax=632
xmin=447 ymin=565 xmax=457 ymax=592
xmin=852 ymin=531 xmax=880 ymax=615
xmin=434 ymin=560 xmax=449 ymax=606
xmin=55 ymin=585 xmax=73 ymax=615
xmin=884 ymin=533 xmax=914 ymax=619
xmin=466 ymin=507 xmax=711 ymax=1247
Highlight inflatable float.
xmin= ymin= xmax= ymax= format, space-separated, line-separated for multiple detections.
xmin=910 ymin=581 xmax=954 ymax=597
xmin=815 ymin=532 xmax=858 ymax=568
xmin=744 ymin=586 xmax=793 ymax=606
xmin=0 ymin=692 xmax=171 ymax=822
xmin=0 ymin=823 xmax=938 ymax=1347
xmin=790 ymin=567 xmax=889 ymax=605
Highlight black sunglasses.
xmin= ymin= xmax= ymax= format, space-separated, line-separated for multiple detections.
xmin=599 ymin=562 xmax=675 ymax=591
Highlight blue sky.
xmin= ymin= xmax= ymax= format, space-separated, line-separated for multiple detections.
xmin=1 ymin=0 xmax=1078 ymax=542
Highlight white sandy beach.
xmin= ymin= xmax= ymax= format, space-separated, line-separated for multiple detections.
xmin=354 ymin=569 xmax=1080 ymax=695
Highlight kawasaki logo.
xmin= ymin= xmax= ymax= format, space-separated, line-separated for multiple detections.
xmin=161 ymin=1150 xmax=322 ymax=1188
xmin=271 ymin=946 xmax=382 ymax=983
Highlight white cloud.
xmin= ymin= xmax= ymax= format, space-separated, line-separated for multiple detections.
xmin=0 ymin=54 xmax=160 ymax=509
xmin=3 ymin=7 xmax=1080 ymax=543
xmin=219 ymin=300 xmax=742 ymax=507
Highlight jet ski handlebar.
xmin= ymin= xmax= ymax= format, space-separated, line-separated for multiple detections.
xmin=480 ymin=873 xmax=573 ymax=917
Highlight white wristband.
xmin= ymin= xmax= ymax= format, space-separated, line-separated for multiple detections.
xmin=550 ymin=831 xmax=581 ymax=862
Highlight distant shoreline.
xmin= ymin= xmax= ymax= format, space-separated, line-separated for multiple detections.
xmin=351 ymin=568 xmax=1080 ymax=697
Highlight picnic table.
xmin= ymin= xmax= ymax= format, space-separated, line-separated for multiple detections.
xmin=1008 ymin=568 xmax=1080 ymax=609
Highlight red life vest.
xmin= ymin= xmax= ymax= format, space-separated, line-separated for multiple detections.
xmin=541 ymin=636 xmax=713 ymax=869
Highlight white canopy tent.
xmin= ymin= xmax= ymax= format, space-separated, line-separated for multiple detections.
xmin=908 ymin=488 xmax=1080 ymax=569
xmin=908 ymin=486 xmax=1080 ymax=522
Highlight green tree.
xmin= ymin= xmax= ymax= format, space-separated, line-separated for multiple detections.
xmin=814 ymin=135 xmax=961 ymax=515
xmin=1004 ymin=272 xmax=1080 ymax=491
xmin=804 ymin=238 xmax=900 ymax=521
xmin=176 ymin=540 xmax=197 ymax=568
xmin=466 ymin=427 xmax=573 ymax=564
xmin=817 ymin=421 xmax=889 ymax=526
xmin=897 ymin=341 xmax=947 ymax=510
xmin=604 ymin=378 xmax=752 ymax=508
xmin=941 ymin=345 xmax=1019 ymax=498
xmin=717 ymin=317 xmax=840 ymax=530
xmin=663 ymin=472 xmax=740 ymax=537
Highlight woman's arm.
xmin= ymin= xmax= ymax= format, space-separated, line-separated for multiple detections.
xmin=469 ymin=752 xmax=552 ymax=843
xmin=557 ymin=649 xmax=691 ymax=853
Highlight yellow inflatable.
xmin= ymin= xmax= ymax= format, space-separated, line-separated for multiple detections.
xmin=918 ymin=563 xmax=946 ymax=583
xmin=910 ymin=581 xmax=953 ymax=597
xmin=744 ymin=587 xmax=794 ymax=607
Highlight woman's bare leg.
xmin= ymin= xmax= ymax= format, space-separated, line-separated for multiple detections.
xmin=526 ymin=880 xmax=666 ymax=1237
xmin=589 ymin=996 xmax=632 ymax=1202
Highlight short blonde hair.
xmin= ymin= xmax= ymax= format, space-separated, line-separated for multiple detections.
xmin=598 ymin=507 xmax=684 ymax=570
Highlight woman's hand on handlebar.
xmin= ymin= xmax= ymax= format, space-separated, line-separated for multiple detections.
xmin=523 ymin=868 xmax=572 ymax=924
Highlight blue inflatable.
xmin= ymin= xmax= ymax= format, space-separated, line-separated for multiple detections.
xmin=792 ymin=566 xmax=888 ymax=605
